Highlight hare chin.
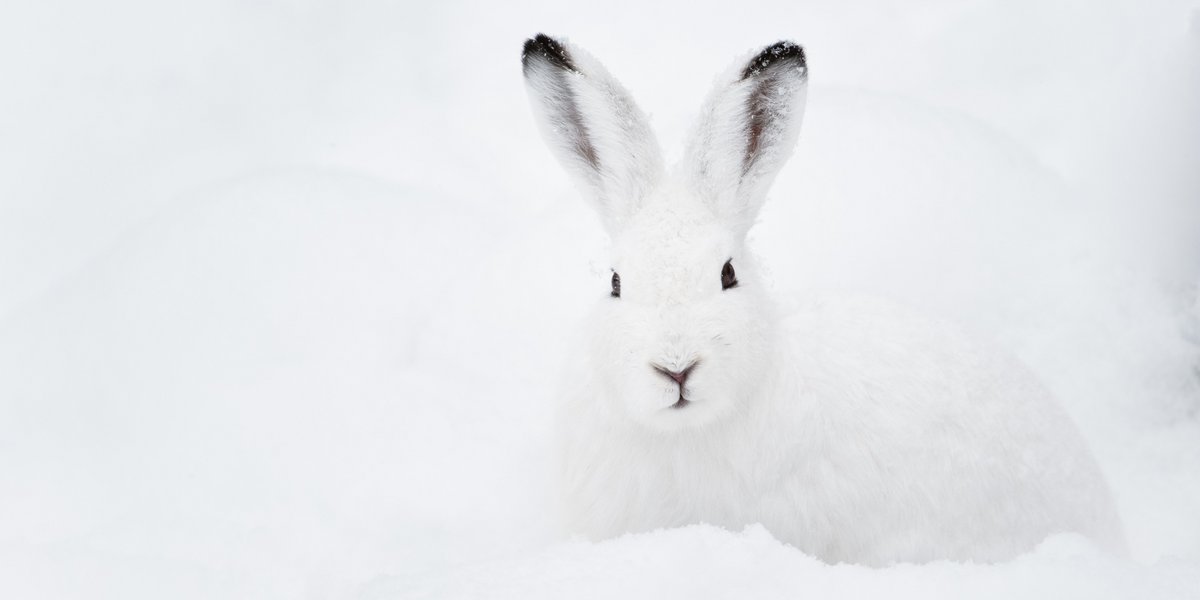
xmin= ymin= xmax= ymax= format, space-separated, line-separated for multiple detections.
xmin=629 ymin=393 xmax=735 ymax=433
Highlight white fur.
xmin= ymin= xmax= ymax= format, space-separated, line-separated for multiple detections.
xmin=523 ymin=35 xmax=1124 ymax=565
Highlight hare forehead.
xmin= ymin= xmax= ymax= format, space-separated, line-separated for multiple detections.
xmin=613 ymin=200 xmax=735 ymax=278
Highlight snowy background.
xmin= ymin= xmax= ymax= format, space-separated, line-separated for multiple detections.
xmin=2 ymin=0 xmax=1199 ymax=598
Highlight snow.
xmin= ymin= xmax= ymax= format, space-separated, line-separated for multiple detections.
xmin=1 ymin=0 xmax=1199 ymax=598
xmin=380 ymin=527 xmax=1200 ymax=600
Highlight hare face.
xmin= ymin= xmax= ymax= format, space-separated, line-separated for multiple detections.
xmin=595 ymin=195 xmax=774 ymax=431
xmin=523 ymin=34 xmax=805 ymax=428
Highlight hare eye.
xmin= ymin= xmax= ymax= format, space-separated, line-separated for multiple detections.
xmin=721 ymin=260 xmax=738 ymax=290
xmin=611 ymin=272 xmax=621 ymax=298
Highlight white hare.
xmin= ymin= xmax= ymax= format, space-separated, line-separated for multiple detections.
xmin=521 ymin=34 xmax=1123 ymax=565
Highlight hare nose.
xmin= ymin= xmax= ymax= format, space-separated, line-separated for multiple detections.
xmin=652 ymin=361 xmax=698 ymax=387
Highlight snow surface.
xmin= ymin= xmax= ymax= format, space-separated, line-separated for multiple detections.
xmin=1 ymin=0 xmax=1199 ymax=598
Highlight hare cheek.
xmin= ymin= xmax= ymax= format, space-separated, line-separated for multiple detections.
xmin=616 ymin=382 xmax=677 ymax=423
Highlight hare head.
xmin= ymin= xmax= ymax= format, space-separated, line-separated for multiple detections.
xmin=523 ymin=34 xmax=808 ymax=432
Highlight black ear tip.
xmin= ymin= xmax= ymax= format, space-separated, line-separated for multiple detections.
xmin=522 ymin=33 xmax=576 ymax=74
xmin=742 ymin=40 xmax=806 ymax=79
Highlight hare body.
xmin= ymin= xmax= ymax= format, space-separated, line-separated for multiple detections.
xmin=560 ymin=293 xmax=1122 ymax=564
xmin=522 ymin=34 xmax=1122 ymax=564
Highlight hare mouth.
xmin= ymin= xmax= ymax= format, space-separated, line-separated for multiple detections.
xmin=671 ymin=395 xmax=691 ymax=409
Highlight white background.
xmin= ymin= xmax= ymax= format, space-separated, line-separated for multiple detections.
xmin=1 ymin=1 xmax=1198 ymax=598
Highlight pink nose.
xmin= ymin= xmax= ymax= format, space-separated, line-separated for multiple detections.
xmin=652 ymin=361 xmax=698 ymax=387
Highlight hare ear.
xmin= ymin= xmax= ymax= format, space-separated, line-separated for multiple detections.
xmin=522 ymin=34 xmax=664 ymax=234
xmin=682 ymin=41 xmax=808 ymax=234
